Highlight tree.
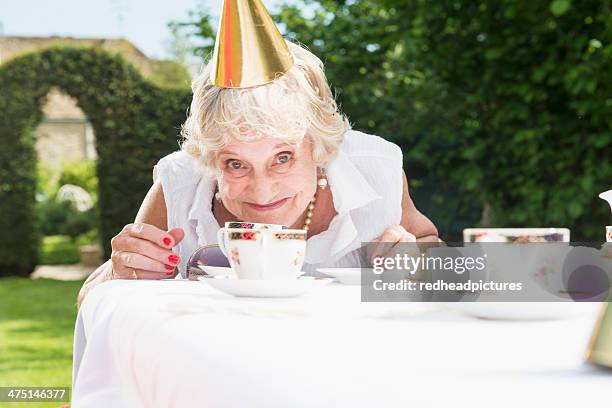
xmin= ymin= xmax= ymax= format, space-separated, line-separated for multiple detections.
xmin=175 ymin=0 xmax=612 ymax=240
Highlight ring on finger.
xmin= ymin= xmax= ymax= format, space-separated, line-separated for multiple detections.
xmin=132 ymin=268 xmax=138 ymax=280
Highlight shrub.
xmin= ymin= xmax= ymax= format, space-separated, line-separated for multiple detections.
xmin=38 ymin=235 xmax=80 ymax=265
xmin=75 ymin=229 xmax=100 ymax=247
xmin=36 ymin=200 xmax=73 ymax=237
xmin=62 ymin=208 xmax=97 ymax=240
xmin=0 ymin=46 xmax=190 ymax=276
xmin=58 ymin=160 xmax=98 ymax=200
xmin=36 ymin=163 xmax=59 ymax=201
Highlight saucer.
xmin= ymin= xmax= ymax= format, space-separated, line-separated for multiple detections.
xmin=198 ymin=276 xmax=333 ymax=298
xmin=197 ymin=265 xmax=236 ymax=278
xmin=197 ymin=265 xmax=308 ymax=280
xmin=317 ymin=268 xmax=370 ymax=285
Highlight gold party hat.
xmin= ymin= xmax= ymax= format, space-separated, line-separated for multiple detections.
xmin=211 ymin=0 xmax=295 ymax=88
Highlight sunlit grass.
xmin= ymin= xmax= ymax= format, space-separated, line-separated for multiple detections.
xmin=0 ymin=278 xmax=82 ymax=407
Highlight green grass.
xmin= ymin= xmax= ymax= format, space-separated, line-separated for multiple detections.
xmin=0 ymin=277 xmax=83 ymax=407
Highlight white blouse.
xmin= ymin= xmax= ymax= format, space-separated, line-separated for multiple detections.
xmin=153 ymin=129 xmax=404 ymax=278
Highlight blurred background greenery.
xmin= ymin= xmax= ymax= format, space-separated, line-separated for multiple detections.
xmin=36 ymin=161 xmax=99 ymax=265
xmin=175 ymin=0 xmax=611 ymax=240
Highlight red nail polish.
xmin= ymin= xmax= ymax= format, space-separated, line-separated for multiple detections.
xmin=165 ymin=264 xmax=175 ymax=271
xmin=163 ymin=237 xmax=172 ymax=247
xmin=166 ymin=270 xmax=174 ymax=276
xmin=168 ymin=254 xmax=180 ymax=264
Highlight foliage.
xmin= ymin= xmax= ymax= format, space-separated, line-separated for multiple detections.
xmin=38 ymin=235 xmax=80 ymax=265
xmin=36 ymin=199 xmax=73 ymax=237
xmin=36 ymin=160 xmax=99 ymax=252
xmin=0 ymin=46 xmax=190 ymax=276
xmin=57 ymin=160 xmax=99 ymax=200
xmin=149 ymin=59 xmax=192 ymax=90
xmin=169 ymin=7 xmax=216 ymax=59
xmin=36 ymin=163 xmax=59 ymax=201
xmin=63 ymin=208 xmax=98 ymax=240
xmin=38 ymin=230 xmax=99 ymax=266
xmin=178 ymin=0 xmax=612 ymax=240
xmin=75 ymin=228 xmax=100 ymax=246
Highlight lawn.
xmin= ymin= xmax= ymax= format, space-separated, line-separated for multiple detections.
xmin=0 ymin=277 xmax=83 ymax=407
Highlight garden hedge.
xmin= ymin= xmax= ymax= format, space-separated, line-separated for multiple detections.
xmin=0 ymin=46 xmax=190 ymax=276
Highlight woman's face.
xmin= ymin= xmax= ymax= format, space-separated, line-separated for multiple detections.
xmin=214 ymin=136 xmax=317 ymax=227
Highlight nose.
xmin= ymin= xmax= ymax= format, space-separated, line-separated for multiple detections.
xmin=248 ymin=171 xmax=278 ymax=204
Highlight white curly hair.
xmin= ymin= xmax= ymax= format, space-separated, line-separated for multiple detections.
xmin=180 ymin=40 xmax=351 ymax=172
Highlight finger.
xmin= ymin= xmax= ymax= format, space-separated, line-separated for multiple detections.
xmin=382 ymin=225 xmax=408 ymax=242
xmin=371 ymin=226 xmax=408 ymax=260
xmin=168 ymin=228 xmax=185 ymax=246
xmin=113 ymin=251 xmax=176 ymax=274
xmin=123 ymin=222 xmax=177 ymax=249
xmin=379 ymin=232 xmax=423 ymax=267
xmin=133 ymin=269 xmax=175 ymax=280
xmin=115 ymin=236 xmax=181 ymax=266
xmin=398 ymin=231 xmax=417 ymax=242
xmin=114 ymin=268 xmax=173 ymax=280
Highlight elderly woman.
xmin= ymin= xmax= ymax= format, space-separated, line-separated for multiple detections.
xmin=77 ymin=5 xmax=437 ymax=307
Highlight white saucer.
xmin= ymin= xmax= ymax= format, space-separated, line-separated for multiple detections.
xmin=317 ymin=268 xmax=370 ymax=285
xmin=197 ymin=265 xmax=236 ymax=277
xmin=197 ymin=265 xmax=308 ymax=280
xmin=198 ymin=276 xmax=333 ymax=298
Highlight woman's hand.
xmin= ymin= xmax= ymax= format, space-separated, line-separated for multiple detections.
xmin=368 ymin=224 xmax=417 ymax=264
xmin=109 ymin=223 xmax=185 ymax=279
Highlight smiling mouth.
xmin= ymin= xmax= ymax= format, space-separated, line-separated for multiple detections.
xmin=245 ymin=197 xmax=290 ymax=211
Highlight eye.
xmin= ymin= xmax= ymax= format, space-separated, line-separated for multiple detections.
xmin=227 ymin=160 xmax=243 ymax=169
xmin=275 ymin=152 xmax=293 ymax=165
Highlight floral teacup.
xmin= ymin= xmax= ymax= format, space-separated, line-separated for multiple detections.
xmin=222 ymin=221 xmax=287 ymax=231
xmin=217 ymin=227 xmax=307 ymax=280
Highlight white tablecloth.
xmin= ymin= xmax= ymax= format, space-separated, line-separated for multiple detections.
xmin=72 ymin=279 xmax=611 ymax=407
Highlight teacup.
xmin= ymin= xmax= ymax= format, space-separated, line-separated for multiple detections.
xmin=217 ymin=227 xmax=307 ymax=280
xmin=221 ymin=221 xmax=287 ymax=231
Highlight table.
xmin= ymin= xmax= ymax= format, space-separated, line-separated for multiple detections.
xmin=72 ymin=279 xmax=611 ymax=407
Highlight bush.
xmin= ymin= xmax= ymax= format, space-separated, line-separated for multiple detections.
xmin=0 ymin=47 xmax=189 ymax=276
xmin=36 ymin=199 xmax=73 ymax=236
xmin=36 ymin=163 xmax=59 ymax=201
xmin=58 ymin=160 xmax=98 ymax=200
xmin=36 ymin=159 xmax=99 ymax=251
xmin=63 ymin=207 xmax=97 ymax=240
xmin=36 ymin=197 xmax=97 ymax=239
xmin=75 ymin=229 xmax=99 ymax=246
xmin=38 ymin=235 xmax=80 ymax=265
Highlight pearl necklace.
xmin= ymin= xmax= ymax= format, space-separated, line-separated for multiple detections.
xmin=303 ymin=195 xmax=316 ymax=231
xmin=303 ymin=170 xmax=328 ymax=231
